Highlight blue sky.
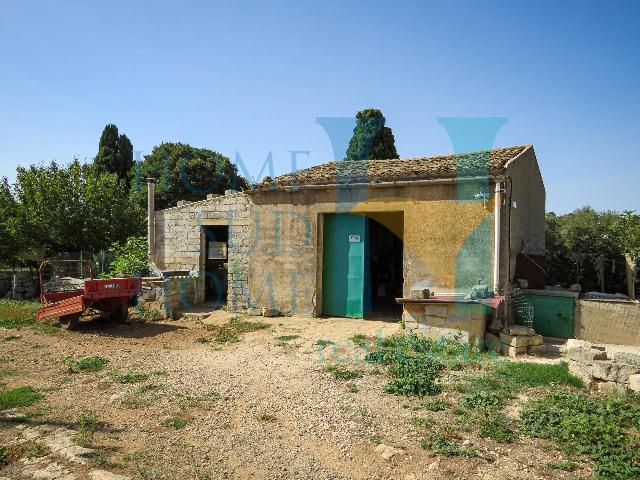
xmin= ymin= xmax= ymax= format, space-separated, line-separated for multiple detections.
xmin=0 ymin=0 xmax=638 ymax=213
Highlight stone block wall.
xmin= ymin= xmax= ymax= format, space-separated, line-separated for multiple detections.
xmin=10 ymin=272 xmax=39 ymax=299
xmin=154 ymin=190 xmax=253 ymax=311
xmin=139 ymin=276 xmax=203 ymax=319
xmin=403 ymin=301 xmax=490 ymax=349
xmin=574 ymin=300 xmax=640 ymax=347
xmin=566 ymin=339 xmax=640 ymax=393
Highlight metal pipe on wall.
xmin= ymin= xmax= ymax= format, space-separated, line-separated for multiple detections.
xmin=493 ymin=181 xmax=504 ymax=294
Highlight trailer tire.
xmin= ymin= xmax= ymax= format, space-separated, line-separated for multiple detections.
xmin=111 ymin=303 xmax=130 ymax=323
xmin=59 ymin=313 xmax=80 ymax=330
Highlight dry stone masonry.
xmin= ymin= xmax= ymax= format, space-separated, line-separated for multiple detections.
xmin=566 ymin=339 xmax=640 ymax=392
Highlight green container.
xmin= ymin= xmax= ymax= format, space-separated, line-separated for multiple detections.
xmin=521 ymin=291 xmax=576 ymax=338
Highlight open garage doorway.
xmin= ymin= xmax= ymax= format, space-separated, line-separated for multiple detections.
xmin=366 ymin=212 xmax=404 ymax=319
xmin=321 ymin=212 xmax=403 ymax=320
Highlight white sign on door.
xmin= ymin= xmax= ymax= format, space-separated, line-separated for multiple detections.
xmin=348 ymin=234 xmax=361 ymax=243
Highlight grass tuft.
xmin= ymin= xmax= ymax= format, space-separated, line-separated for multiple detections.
xmin=65 ymin=356 xmax=109 ymax=373
xmin=162 ymin=417 xmax=188 ymax=429
xmin=0 ymin=386 xmax=43 ymax=410
xmin=324 ymin=365 xmax=364 ymax=381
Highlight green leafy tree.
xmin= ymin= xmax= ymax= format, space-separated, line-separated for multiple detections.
xmin=609 ymin=210 xmax=640 ymax=299
xmin=13 ymin=160 xmax=144 ymax=257
xmin=132 ymin=142 xmax=249 ymax=210
xmin=0 ymin=177 xmax=20 ymax=267
xmin=95 ymin=124 xmax=134 ymax=187
xmin=344 ymin=108 xmax=399 ymax=160
xmin=545 ymin=207 xmax=626 ymax=293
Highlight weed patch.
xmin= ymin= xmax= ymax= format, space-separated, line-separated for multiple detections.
xmin=114 ymin=372 xmax=150 ymax=384
xmin=76 ymin=410 xmax=98 ymax=447
xmin=419 ymin=399 xmax=451 ymax=411
xmin=0 ymin=386 xmax=43 ymax=410
xmin=0 ymin=300 xmax=39 ymax=329
xmin=162 ymin=417 xmax=188 ymax=429
xmin=325 ymin=365 xmax=364 ymax=381
xmin=383 ymin=357 xmax=443 ymax=397
xmin=350 ymin=334 xmax=370 ymax=348
xmin=347 ymin=384 xmax=359 ymax=393
xmin=316 ymin=339 xmax=335 ymax=348
xmin=520 ymin=390 xmax=640 ymax=479
xmin=477 ymin=413 xmax=516 ymax=443
xmin=258 ymin=413 xmax=277 ymax=422
xmin=65 ymin=356 xmax=109 ymax=373
xmin=421 ymin=432 xmax=476 ymax=457
xmin=275 ymin=335 xmax=300 ymax=342
xmin=3 ymin=335 xmax=21 ymax=341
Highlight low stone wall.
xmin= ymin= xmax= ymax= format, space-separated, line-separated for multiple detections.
xmin=0 ymin=272 xmax=11 ymax=298
xmin=5 ymin=271 xmax=39 ymax=300
xmin=574 ymin=300 xmax=640 ymax=347
xmin=566 ymin=339 xmax=640 ymax=393
xmin=139 ymin=276 xmax=204 ymax=319
xmin=403 ymin=301 xmax=490 ymax=349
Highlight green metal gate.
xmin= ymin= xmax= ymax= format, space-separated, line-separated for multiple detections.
xmin=322 ymin=213 xmax=369 ymax=318
xmin=522 ymin=292 xmax=575 ymax=338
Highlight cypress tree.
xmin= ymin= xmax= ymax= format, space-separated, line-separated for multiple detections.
xmin=344 ymin=109 xmax=399 ymax=160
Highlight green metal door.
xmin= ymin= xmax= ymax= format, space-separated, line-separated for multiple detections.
xmin=523 ymin=293 xmax=575 ymax=338
xmin=322 ymin=214 xmax=368 ymax=318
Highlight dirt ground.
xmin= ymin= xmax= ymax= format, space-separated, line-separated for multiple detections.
xmin=1 ymin=313 xmax=586 ymax=480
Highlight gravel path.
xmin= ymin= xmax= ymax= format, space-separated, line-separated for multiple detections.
xmin=0 ymin=313 xmax=583 ymax=479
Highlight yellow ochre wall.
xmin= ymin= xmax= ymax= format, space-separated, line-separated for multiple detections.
xmin=247 ymin=183 xmax=497 ymax=316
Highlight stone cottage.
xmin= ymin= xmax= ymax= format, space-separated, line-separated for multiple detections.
xmin=149 ymin=145 xmax=545 ymax=335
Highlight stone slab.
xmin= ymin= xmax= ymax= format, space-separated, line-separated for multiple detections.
xmin=592 ymin=360 xmax=640 ymax=384
xmin=500 ymin=333 xmax=530 ymax=347
xmin=566 ymin=347 xmax=608 ymax=365
xmin=506 ymin=326 xmax=536 ymax=336
xmin=629 ymin=374 xmax=640 ymax=393
xmin=568 ymin=360 xmax=593 ymax=382
xmin=484 ymin=332 xmax=501 ymax=353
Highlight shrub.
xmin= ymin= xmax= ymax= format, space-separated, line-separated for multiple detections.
xmin=76 ymin=410 xmax=98 ymax=447
xmin=0 ymin=386 xmax=43 ymax=410
xmin=108 ymin=236 xmax=150 ymax=277
xmin=460 ymin=390 xmax=504 ymax=410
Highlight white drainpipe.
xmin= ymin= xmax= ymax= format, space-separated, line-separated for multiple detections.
xmin=493 ymin=181 xmax=503 ymax=294
xmin=147 ymin=178 xmax=157 ymax=262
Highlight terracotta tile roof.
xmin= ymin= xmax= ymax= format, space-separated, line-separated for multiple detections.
xmin=257 ymin=145 xmax=530 ymax=189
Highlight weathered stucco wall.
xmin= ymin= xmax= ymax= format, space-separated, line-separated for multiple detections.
xmin=248 ymin=184 xmax=498 ymax=316
xmin=574 ymin=300 xmax=640 ymax=347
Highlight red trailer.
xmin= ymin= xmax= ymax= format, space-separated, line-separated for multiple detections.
xmin=36 ymin=260 xmax=141 ymax=330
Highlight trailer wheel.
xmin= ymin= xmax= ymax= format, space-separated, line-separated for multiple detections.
xmin=59 ymin=313 xmax=80 ymax=330
xmin=110 ymin=303 xmax=130 ymax=323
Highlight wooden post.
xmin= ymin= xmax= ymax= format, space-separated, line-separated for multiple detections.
xmin=625 ymin=253 xmax=637 ymax=300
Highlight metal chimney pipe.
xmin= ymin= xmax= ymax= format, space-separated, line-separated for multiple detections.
xmin=146 ymin=178 xmax=158 ymax=261
xmin=493 ymin=181 xmax=503 ymax=294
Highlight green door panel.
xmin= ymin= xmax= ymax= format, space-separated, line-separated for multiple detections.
xmin=523 ymin=293 xmax=575 ymax=338
xmin=322 ymin=213 xmax=367 ymax=318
